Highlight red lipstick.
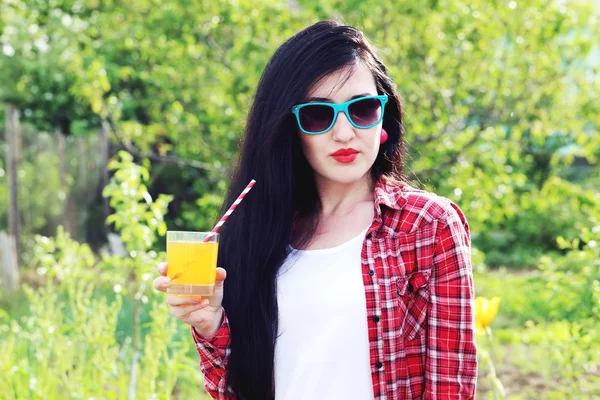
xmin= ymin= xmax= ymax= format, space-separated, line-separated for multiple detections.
xmin=331 ymin=148 xmax=359 ymax=163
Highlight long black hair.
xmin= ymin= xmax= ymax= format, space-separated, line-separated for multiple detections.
xmin=217 ymin=20 xmax=405 ymax=399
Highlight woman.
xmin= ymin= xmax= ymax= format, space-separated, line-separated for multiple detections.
xmin=154 ymin=20 xmax=477 ymax=400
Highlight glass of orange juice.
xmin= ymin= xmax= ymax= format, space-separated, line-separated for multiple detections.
xmin=166 ymin=231 xmax=219 ymax=296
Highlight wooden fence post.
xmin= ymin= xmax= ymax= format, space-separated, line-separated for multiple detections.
xmin=55 ymin=127 xmax=77 ymax=238
xmin=2 ymin=104 xmax=21 ymax=290
xmin=100 ymin=120 xmax=110 ymax=231
xmin=0 ymin=232 xmax=19 ymax=291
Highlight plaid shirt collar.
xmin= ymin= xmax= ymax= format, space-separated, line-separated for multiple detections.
xmin=373 ymin=177 xmax=419 ymax=234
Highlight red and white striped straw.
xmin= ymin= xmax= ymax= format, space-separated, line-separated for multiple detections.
xmin=203 ymin=179 xmax=256 ymax=242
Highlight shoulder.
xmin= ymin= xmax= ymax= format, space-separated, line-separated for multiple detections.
xmin=377 ymin=179 xmax=468 ymax=234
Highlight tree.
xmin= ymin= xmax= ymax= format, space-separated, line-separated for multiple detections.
xmin=1 ymin=0 xmax=599 ymax=268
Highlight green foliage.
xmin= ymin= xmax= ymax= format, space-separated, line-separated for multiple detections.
xmin=0 ymin=152 xmax=209 ymax=399
xmin=0 ymin=278 xmax=124 ymax=399
xmin=487 ymin=319 xmax=600 ymax=399
xmin=475 ymin=222 xmax=600 ymax=326
xmin=0 ymin=277 xmax=206 ymax=399
xmin=100 ymin=150 xmax=173 ymax=312
xmin=475 ymin=224 xmax=600 ymax=398
xmin=103 ymin=150 xmax=172 ymax=252
xmin=479 ymin=176 xmax=600 ymax=268
xmin=538 ymin=224 xmax=600 ymax=322
xmin=0 ymin=126 xmax=103 ymax=266
xmin=2 ymin=0 xmax=599 ymax=265
xmin=0 ymin=130 xmax=63 ymax=233
xmin=32 ymin=225 xmax=96 ymax=282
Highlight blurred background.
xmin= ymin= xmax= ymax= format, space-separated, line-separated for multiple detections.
xmin=0 ymin=0 xmax=599 ymax=399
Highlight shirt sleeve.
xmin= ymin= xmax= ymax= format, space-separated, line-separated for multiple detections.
xmin=190 ymin=309 xmax=236 ymax=399
xmin=424 ymin=203 xmax=478 ymax=399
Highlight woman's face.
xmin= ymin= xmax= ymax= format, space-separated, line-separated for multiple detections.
xmin=297 ymin=62 xmax=382 ymax=187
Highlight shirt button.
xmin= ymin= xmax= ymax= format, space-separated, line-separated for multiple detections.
xmin=376 ymin=361 xmax=383 ymax=369
xmin=368 ymin=270 xmax=375 ymax=276
xmin=372 ymin=315 xmax=380 ymax=323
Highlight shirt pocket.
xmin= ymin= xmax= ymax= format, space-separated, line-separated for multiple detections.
xmin=395 ymin=271 xmax=430 ymax=341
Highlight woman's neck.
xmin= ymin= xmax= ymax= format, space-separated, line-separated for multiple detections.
xmin=315 ymin=174 xmax=375 ymax=217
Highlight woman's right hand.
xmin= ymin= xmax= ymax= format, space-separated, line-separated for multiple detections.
xmin=153 ymin=263 xmax=227 ymax=338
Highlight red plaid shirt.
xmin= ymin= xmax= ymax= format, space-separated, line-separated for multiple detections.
xmin=192 ymin=179 xmax=478 ymax=399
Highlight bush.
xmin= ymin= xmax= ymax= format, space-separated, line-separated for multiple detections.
xmin=0 ymin=152 xmax=209 ymax=399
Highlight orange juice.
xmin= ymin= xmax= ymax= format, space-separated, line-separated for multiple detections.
xmin=166 ymin=232 xmax=219 ymax=296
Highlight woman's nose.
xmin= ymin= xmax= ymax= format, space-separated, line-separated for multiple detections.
xmin=331 ymin=112 xmax=356 ymax=142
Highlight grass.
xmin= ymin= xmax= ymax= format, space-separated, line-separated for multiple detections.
xmin=2 ymin=268 xmax=598 ymax=399
xmin=475 ymin=269 xmax=600 ymax=399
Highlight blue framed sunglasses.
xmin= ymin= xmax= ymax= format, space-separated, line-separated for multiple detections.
xmin=291 ymin=94 xmax=388 ymax=135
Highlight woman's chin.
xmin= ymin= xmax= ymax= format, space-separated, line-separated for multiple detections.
xmin=320 ymin=166 xmax=372 ymax=185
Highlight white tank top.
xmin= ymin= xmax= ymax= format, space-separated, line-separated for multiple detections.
xmin=274 ymin=226 xmax=374 ymax=400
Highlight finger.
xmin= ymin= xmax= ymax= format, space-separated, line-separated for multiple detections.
xmin=170 ymin=301 xmax=211 ymax=320
xmin=157 ymin=262 xmax=168 ymax=276
xmin=153 ymin=276 xmax=171 ymax=292
xmin=166 ymin=294 xmax=206 ymax=307
xmin=215 ymin=267 xmax=227 ymax=283
xmin=206 ymin=268 xmax=227 ymax=306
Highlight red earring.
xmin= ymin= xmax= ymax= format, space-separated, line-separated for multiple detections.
xmin=380 ymin=128 xmax=388 ymax=144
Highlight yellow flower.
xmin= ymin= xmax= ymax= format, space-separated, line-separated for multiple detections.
xmin=475 ymin=296 xmax=500 ymax=333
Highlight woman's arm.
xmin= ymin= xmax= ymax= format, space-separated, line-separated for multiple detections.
xmin=424 ymin=203 xmax=478 ymax=399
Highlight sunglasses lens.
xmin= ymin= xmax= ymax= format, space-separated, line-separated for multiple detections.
xmin=348 ymin=98 xmax=382 ymax=127
xmin=298 ymin=105 xmax=334 ymax=133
